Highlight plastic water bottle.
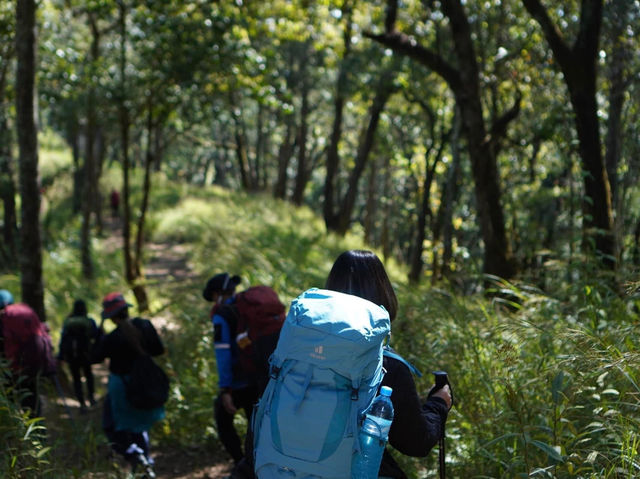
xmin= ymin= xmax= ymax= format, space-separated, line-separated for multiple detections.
xmin=351 ymin=386 xmax=394 ymax=479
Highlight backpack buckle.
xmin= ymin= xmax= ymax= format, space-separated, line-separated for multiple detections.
xmin=351 ymin=388 xmax=358 ymax=401
xmin=270 ymin=365 xmax=281 ymax=379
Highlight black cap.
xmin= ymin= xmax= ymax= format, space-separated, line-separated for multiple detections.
xmin=202 ymin=273 xmax=241 ymax=301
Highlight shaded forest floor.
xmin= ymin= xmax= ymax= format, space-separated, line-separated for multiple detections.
xmin=43 ymin=215 xmax=235 ymax=478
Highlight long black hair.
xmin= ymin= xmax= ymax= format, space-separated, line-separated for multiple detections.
xmin=325 ymin=250 xmax=398 ymax=321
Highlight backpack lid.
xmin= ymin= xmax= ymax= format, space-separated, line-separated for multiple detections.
xmin=272 ymin=288 xmax=390 ymax=381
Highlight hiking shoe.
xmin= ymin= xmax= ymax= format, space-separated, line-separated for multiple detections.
xmin=131 ymin=453 xmax=156 ymax=479
xmin=138 ymin=453 xmax=156 ymax=479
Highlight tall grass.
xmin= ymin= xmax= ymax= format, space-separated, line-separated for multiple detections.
xmin=4 ymin=162 xmax=639 ymax=478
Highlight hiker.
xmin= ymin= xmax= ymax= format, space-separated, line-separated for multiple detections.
xmin=0 ymin=289 xmax=56 ymax=416
xmin=58 ymin=299 xmax=99 ymax=412
xmin=92 ymin=292 xmax=165 ymax=475
xmin=109 ymin=189 xmax=120 ymax=219
xmin=325 ymin=250 xmax=452 ymax=478
xmin=203 ymin=272 xmax=261 ymax=478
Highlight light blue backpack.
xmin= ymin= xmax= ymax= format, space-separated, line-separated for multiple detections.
xmin=253 ymin=288 xmax=391 ymax=479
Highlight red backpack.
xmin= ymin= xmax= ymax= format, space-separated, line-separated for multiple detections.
xmin=1 ymin=304 xmax=56 ymax=376
xmin=219 ymin=286 xmax=286 ymax=390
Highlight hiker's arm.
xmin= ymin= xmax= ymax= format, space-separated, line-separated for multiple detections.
xmin=385 ymin=358 xmax=449 ymax=457
xmin=90 ymin=331 xmax=108 ymax=364
xmin=143 ymin=320 xmax=165 ymax=356
xmin=213 ymin=314 xmax=234 ymax=389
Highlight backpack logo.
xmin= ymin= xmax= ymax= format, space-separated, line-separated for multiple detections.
xmin=311 ymin=345 xmax=325 ymax=359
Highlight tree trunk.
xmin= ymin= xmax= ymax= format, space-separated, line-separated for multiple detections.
xmin=292 ymin=68 xmax=311 ymax=206
xmin=80 ymin=14 xmax=104 ymax=278
xmin=522 ymin=0 xmax=615 ymax=270
xmin=70 ymin=121 xmax=82 ymax=214
xmin=334 ymin=66 xmax=397 ymax=235
xmin=229 ymin=90 xmax=253 ymax=190
xmin=368 ymin=0 xmax=517 ymax=279
xmin=0 ymin=112 xmax=18 ymax=266
xmin=254 ymin=102 xmax=265 ymax=189
xmin=408 ymin=135 xmax=447 ymax=283
xmin=363 ymin=157 xmax=378 ymax=245
xmin=381 ymin=154 xmax=392 ymax=262
xmin=15 ymin=0 xmax=45 ymax=321
xmin=116 ymin=0 xmax=147 ymax=312
xmin=323 ymin=5 xmax=352 ymax=230
xmin=273 ymin=113 xmax=295 ymax=200
xmin=1 ymin=12 xmax=16 ymax=266
xmin=132 ymin=105 xmax=154 ymax=313
xmin=440 ymin=110 xmax=463 ymax=279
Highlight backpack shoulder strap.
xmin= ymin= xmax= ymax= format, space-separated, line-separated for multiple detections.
xmin=383 ymin=346 xmax=423 ymax=378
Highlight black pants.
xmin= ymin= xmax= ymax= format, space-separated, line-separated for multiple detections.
xmin=102 ymin=393 xmax=150 ymax=463
xmin=214 ymin=385 xmax=259 ymax=463
xmin=68 ymin=360 xmax=95 ymax=406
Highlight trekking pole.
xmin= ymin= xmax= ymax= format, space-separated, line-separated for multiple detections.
xmin=432 ymin=371 xmax=450 ymax=479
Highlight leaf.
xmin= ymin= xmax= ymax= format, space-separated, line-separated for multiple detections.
xmin=551 ymin=370 xmax=565 ymax=404
xmin=528 ymin=440 xmax=564 ymax=462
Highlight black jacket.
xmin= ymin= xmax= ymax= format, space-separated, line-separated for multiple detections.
xmin=379 ymin=354 xmax=449 ymax=478
xmin=91 ymin=317 xmax=164 ymax=375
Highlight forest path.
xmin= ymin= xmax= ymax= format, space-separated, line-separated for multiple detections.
xmin=46 ymin=215 xmax=234 ymax=479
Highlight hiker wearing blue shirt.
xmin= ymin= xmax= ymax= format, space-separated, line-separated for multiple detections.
xmin=203 ymin=273 xmax=258 ymax=478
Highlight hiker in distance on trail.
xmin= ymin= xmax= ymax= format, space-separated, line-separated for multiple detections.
xmin=58 ymin=299 xmax=99 ymax=413
xmin=0 ymin=289 xmax=56 ymax=417
xmin=203 ymin=272 xmax=286 ymax=479
xmin=92 ymin=292 xmax=166 ymax=477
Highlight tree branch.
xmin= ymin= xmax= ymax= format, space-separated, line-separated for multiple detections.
xmin=575 ymin=0 xmax=603 ymax=59
xmin=364 ymin=30 xmax=462 ymax=90
xmin=486 ymin=90 xmax=522 ymax=149
xmin=521 ymin=0 xmax=572 ymax=65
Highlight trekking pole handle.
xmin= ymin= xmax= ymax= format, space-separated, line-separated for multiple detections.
xmin=433 ymin=371 xmax=448 ymax=389
xmin=431 ymin=370 xmax=453 ymax=406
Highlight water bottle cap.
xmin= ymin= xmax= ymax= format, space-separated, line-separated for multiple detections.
xmin=380 ymin=386 xmax=392 ymax=396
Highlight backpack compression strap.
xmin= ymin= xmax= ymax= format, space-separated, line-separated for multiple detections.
xmin=383 ymin=347 xmax=423 ymax=378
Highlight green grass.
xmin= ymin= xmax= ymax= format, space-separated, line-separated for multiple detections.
xmin=4 ymin=158 xmax=640 ymax=478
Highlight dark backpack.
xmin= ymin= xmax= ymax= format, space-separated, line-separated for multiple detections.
xmin=126 ymin=355 xmax=170 ymax=409
xmin=2 ymin=303 xmax=56 ymax=377
xmin=219 ymin=286 xmax=285 ymax=389
xmin=60 ymin=316 xmax=94 ymax=363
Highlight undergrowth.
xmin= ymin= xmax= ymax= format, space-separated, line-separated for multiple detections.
xmin=2 ymin=164 xmax=639 ymax=478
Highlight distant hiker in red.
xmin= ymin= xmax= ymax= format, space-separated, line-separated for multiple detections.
xmin=0 ymin=289 xmax=56 ymax=416
xmin=110 ymin=189 xmax=120 ymax=219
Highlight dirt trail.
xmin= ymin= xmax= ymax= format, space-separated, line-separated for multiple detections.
xmin=46 ymin=217 xmax=234 ymax=479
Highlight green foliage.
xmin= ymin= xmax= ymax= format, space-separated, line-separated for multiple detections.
xmin=7 ymin=160 xmax=640 ymax=478
xmin=0 ymin=362 xmax=51 ymax=478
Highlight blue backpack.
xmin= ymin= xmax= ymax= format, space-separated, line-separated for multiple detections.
xmin=252 ymin=288 xmax=391 ymax=478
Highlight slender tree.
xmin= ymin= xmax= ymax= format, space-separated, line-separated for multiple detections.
xmin=0 ymin=11 xmax=17 ymax=265
xmin=522 ymin=0 xmax=615 ymax=270
xmin=15 ymin=0 xmax=45 ymax=321
xmin=366 ymin=0 xmax=520 ymax=279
